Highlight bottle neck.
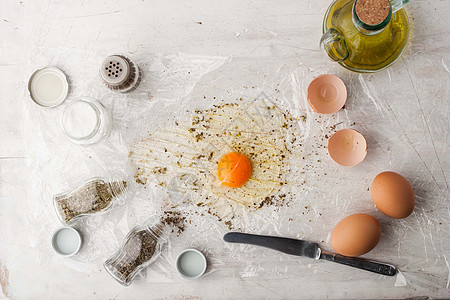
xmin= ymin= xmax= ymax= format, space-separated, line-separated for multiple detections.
xmin=352 ymin=0 xmax=392 ymax=35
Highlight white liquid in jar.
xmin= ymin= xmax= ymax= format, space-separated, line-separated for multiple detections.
xmin=62 ymin=101 xmax=99 ymax=139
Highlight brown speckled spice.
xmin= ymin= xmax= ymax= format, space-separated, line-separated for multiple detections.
xmin=104 ymin=224 xmax=164 ymax=286
xmin=161 ymin=211 xmax=186 ymax=235
xmin=129 ymin=97 xmax=315 ymax=229
xmin=55 ymin=180 xmax=127 ymax=223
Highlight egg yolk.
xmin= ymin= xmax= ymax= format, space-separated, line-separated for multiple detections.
xmin=217 ymin=152 xmax=251 ymax=188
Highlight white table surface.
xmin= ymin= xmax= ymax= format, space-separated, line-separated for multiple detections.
xmin=1 ymin=0 xmax=449 ymax=299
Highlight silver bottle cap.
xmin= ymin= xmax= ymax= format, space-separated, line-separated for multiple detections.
xmin=100 ymin=55 xmax=131 ymax=87
xmin=100 ymin=55 xmax=140 ymax=92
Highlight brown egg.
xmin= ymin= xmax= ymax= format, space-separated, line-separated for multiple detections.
xmin=371 ymin=171 xmax=415 ymax=219
xmin=331 ymin=213 xmax=381 ymax=257
xmin=328 ymin=129 xmax=367 ymax=167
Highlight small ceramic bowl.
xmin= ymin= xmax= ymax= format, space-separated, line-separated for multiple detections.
xmin=307 ymin=74 xmax=347 ymax=114
xmin=176 ymin=248 xmax=207 ymax=279
xmin=51 ymin=227 xmax=82 ymax=257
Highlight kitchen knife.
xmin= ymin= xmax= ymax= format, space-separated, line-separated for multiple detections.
xmin=223 ymin=232 xmax=397 ymax=276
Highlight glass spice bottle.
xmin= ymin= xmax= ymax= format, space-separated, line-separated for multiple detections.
xmin=53 ymin=178 xmax=128 ymax=224
xmin=103 ymin=220 xmax=168 ymax=286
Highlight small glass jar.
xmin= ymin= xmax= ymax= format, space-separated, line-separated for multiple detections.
xmin=53 ymin=177 xmax=128 ymax=224
xmin=60 ymin=97 xmax=111 ymax=145
xmin=104 ymin=220 xmax=168 ymax=286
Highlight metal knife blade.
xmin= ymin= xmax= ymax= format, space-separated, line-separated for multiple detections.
xmin=223 ymin=232 xmax=321 ymax=259
xmin=223 ymin=232 xmax=397 ymax=276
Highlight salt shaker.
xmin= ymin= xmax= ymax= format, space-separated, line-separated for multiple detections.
xmin=53 ymin=178 xmax=128 ymax=224
xmin=100 ymin=55 xmax=141 ymax=92
xmin=103 ymin=220 xmax=168 ymax=286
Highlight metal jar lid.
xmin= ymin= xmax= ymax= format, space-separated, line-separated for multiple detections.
xmin=28 ymin=67 xmax=69 ymax=107
xmin=100 ymin=55 xmax=140 ymax=93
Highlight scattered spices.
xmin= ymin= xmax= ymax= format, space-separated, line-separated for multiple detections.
xmin=54 ymin=179 xmax=127 ymax=224
xmin=135 ymin=177 xmax=147 ymax=185
xmin=129 ymin=97 xmax=312 ymax=229
xmin=151 ymin=167 xmax=167 ymax=174
xmin=224 ymin=220 xmax=232 ymax=230
xmin=104 ymin=222 xmax=167 ymax=286
xmin=258 ymin=197 xmax=272 ymax=209
xmin=161 ymin=210 xmax=186 ymax=235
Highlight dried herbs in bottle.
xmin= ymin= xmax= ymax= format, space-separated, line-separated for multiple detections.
xmin=103 ymin=220 xmax=168 ymax=286
xmin=53 ymin=178 xmax=128 ymax=224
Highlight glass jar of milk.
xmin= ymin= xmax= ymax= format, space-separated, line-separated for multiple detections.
xmin=60 ymin=97 xmax=111 ymax=145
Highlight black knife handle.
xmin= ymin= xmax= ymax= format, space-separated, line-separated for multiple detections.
xmin=320 ymin=252 xmax=397 ymax=276
xmin=223 ymin=232 xmax=319 ymax=258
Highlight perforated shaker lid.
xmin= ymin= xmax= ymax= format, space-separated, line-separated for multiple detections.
xmin=100 ymin=56 xmax=131 ymax=87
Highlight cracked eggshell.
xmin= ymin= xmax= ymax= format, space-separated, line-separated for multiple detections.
xmin=307 ymin=74 xmax=347 ymax=114
xmin=328 ymin=129 xmax=367 ymax=167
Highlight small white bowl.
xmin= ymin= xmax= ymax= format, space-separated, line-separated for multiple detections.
xmin=51 ymin=227 xmax=82 ymax=257
xmin=176 ymin=249 xmax=207 ymax=279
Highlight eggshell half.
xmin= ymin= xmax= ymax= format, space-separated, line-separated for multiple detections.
xmin=331 ymin=213 xmax=381 ymax=257
xmin=307 ymin=75 xmax=347 ymax=114
xmin=371 ymin=171 xmax=415 ymax=219
xmin=328 ymin=129 xmax=367 ymax=167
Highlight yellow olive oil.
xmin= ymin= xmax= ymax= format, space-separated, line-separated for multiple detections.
xmin=323 ymin=0 xmax=409 ymax=72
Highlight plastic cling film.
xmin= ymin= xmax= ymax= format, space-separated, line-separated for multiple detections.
xmin=20 ymin=48 xmax=450 ymax=291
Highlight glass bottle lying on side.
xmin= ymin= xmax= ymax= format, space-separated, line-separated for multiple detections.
xmin=103 ymin=219 xmax=169 ymax=286
xmin=53 ymin=177 xmax=129 ymax=224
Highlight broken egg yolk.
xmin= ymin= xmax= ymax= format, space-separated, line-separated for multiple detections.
xmin=217 ymin=152 xmax=251 ymax=188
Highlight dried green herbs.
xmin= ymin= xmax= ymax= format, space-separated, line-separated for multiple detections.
xmin=115 ymin=230 xmax=158 ymax=280
xmin=104 ymin=223 xmax=167 ymax=286
xmin=54 ymin=179 xmax=127 ymax=223
xmin=161 ymin=210 xmax=186 ymax=235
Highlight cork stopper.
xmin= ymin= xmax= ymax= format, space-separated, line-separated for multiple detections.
xmin=355 ymin=0 xmax=390 ymax=25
